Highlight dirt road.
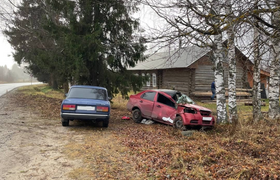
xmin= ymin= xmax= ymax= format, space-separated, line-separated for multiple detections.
xmin=0 ymin=89 xmax=145 ymax=180
xmin=0 ymin=91 xmax=81 ymax=180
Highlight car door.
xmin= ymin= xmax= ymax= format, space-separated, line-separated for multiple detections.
xmin=139 ymin=91 xmax=156 ymax=118
xmin=152 ymin=93 xmax=177 ymax=124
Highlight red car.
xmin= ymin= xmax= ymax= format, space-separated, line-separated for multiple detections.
xmin=127 ymin=89 xmax=215 ymax=130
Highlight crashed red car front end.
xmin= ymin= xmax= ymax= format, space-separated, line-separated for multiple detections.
xmin=127 ymin=89 xmax=215 ymax=129
xmin=177 ymin=104 xmax=215 ymax=127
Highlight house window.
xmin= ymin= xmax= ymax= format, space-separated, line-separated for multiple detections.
xmin=146 ymin=73 xmax=150 ymax=86
xmin=152 ymin=73 xmax=156 ymax=87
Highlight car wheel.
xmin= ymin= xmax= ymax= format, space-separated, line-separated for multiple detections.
xmin=132 ymin=109 xmax=142 ymax=123
xmin=173 ymin=116 xmax=186 ymax=130
xmin=103 ymin=119 xmax=109 ymax=128
xmin=62 ymin=119 xmax=69 ymax=126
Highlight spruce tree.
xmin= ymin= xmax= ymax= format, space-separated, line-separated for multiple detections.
xmin=5 ymin=0 xmax=146 ymax=96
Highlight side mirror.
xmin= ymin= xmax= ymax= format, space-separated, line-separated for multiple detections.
xmin=65 ymin=93 xmax=68 ymax=97
xmin=108 ymin=97 xmax=112 ymax=101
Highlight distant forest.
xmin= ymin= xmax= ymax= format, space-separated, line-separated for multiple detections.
xmin=0 ymin=64 xmax=31 ymax=83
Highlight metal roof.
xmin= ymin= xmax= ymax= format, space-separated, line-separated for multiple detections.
xmin=129 ymin=47 xmax=210 ymax=70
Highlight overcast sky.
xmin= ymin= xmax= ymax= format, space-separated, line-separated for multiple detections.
xmin=0 ymin=0 xmax=18 ymax=69
xmin=0 ymin=32 xmax=15 ymax=69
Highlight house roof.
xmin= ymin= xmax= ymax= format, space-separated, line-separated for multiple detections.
xmin=129 ymin=46 xmax=210 ymax=70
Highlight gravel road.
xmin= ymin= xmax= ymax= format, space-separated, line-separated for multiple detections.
xmin=0 ymin=90 xmax=80 ymax=180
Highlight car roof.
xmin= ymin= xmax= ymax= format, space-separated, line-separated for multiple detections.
xmin=149 ymin=89 xmax=179 ymax=97
xmin=71 ymin=85 xmax=107 ymax=90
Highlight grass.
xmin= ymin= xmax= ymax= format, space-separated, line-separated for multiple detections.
xmin=12 ymin=84 xmax=280 ymax=179
xmin=111 ymin=91 xmax=137 ymax=110
xmin=197 ymin=99 xmax=269 ymax=117
xmin=17 ymin=84 xmax=65 ymax=100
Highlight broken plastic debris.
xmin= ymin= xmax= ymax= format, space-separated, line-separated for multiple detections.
xmin=121 ymin=116 xmax=130 ymax=120
xmin=162 ymin=117 xmax=174 ymax=123
xmin=141 ymin=119 xmax=154 ymax=125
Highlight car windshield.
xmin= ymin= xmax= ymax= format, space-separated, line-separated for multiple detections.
xmin=175 ymin=92 xmax=195 ymax=104
xmin=67 ymin=87 xmax=107 ymax=100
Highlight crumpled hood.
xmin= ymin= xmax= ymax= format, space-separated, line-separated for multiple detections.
xmin=181 ymin=103 xmax=212 ymax=112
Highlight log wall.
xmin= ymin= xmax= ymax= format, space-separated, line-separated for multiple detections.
xmin=161 ymin=68 xmax=195 ymax=96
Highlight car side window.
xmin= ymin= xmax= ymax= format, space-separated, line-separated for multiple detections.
xmin=141 ymin=92 xmax=156 ymax=101
xmin=157 ymin=93 xmax=175 ymax=108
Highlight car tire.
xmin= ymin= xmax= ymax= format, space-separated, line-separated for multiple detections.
xmin=132 ymin=109 xmax=142 ymax=123
xmin=62 ymin=119 xmax=69 ymax=126
xmin=103 ymin=119 xmax=109 ymax=128
xmin=173 ymin=116 xmax=186 ymax=130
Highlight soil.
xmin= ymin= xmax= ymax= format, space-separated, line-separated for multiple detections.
xmin=0 ymin=91 xmax=82 ymax=180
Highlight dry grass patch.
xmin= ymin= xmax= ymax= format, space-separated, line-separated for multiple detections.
xmin=11 ymin=85 xmax=62 ymax=120
xmin=12 ymin=85 xmax=280 ymax=179
xmin=17 ymin=84 xmax=65 ymax=100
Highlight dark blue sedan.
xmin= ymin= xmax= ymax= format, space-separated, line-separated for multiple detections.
xmin=60 ymin=85 xmax=110 ymax=127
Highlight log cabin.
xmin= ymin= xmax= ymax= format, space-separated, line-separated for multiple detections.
xmin=128 ymin=46 xmax=270 ymax=100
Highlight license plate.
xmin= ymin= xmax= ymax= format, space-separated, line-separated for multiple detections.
xmin=203 ymin=117 xmax=212 ymax=121
xmin=77 ymin=106 xmax=95 ymax=111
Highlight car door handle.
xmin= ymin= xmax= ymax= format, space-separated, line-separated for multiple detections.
xmin=140 ymin=100 xmax=143 ymax=103
xmin=157 ymin=105 xmax=161 ymax=108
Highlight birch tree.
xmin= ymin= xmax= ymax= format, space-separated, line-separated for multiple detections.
xmin=141 ymin=0 xmax=229 ymax=123
xmin=268 ymin=7 xmax=280 ymax=119
xmin=252 ymin=12 xmax=262 ymax=122
xmin=140 ymin=0 xmax=280 ymax=123
xmin=226 ymin=0 xmax=238 ymax=124
xmin=212 ymin=0 xmax=227 ymax=123
xmin=240 ymin=0 xmax=280 ymax=120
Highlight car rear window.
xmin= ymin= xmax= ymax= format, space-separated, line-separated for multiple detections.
xmin=67 ymin=87 xmax=107 ymax=100
xmin=141 ymin=91 xmax=156 ymax=101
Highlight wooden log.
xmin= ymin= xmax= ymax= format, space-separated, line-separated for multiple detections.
xmin=244 ymin=101 xmax=266 ymax=106
xmin=191 ymin=91 xmax=252 ymax=97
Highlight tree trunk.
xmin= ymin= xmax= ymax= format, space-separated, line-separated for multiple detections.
xmin=50 ymin=73 xmax=58 ymax=89
xmin=268 ymin=52 xmax=280 ymax=119
xmin=269 ymin=10 xmax=280 ymax=119
xmin=226 ymin=0 xmax=238 ymax=124
xmin=252 ymin=14 xmax=262 ymax=122
xmin=212 ymin=0 xmax=227 ymax=124
xmin=213 ymin=34 xmax=227 ymax=124
xmin=252 ymin=1 xmax=262 ymax=122
xmin=63 ymin=82 xmax=69 ymax=94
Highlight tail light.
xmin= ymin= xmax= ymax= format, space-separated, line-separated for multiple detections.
xmin=97 ymin=106 xmax=109 ymax=112
xmin=63 ymin=105 xmax=76 ymax=110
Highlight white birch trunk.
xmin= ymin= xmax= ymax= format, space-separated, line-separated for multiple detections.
xmin=226 ymin=0 xmax=237 ymax=124
xmin=252 ymin=25 xmax=262 ymax=122
xmin=212 ymin=0 xmax=227 ymax=124
xmin=214 ymin=34 xmax=227 ymax=123
xmin=269 ymin=11 xmax=280 ymax=119
xmin=268 ymin=52 xmax=280 ymax=119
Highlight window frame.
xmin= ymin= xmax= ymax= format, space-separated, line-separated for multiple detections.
xmin=146 ymin=73 xmax=151 ymax=87
xmin=152 ymin=73 xmax=157 ymax=87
